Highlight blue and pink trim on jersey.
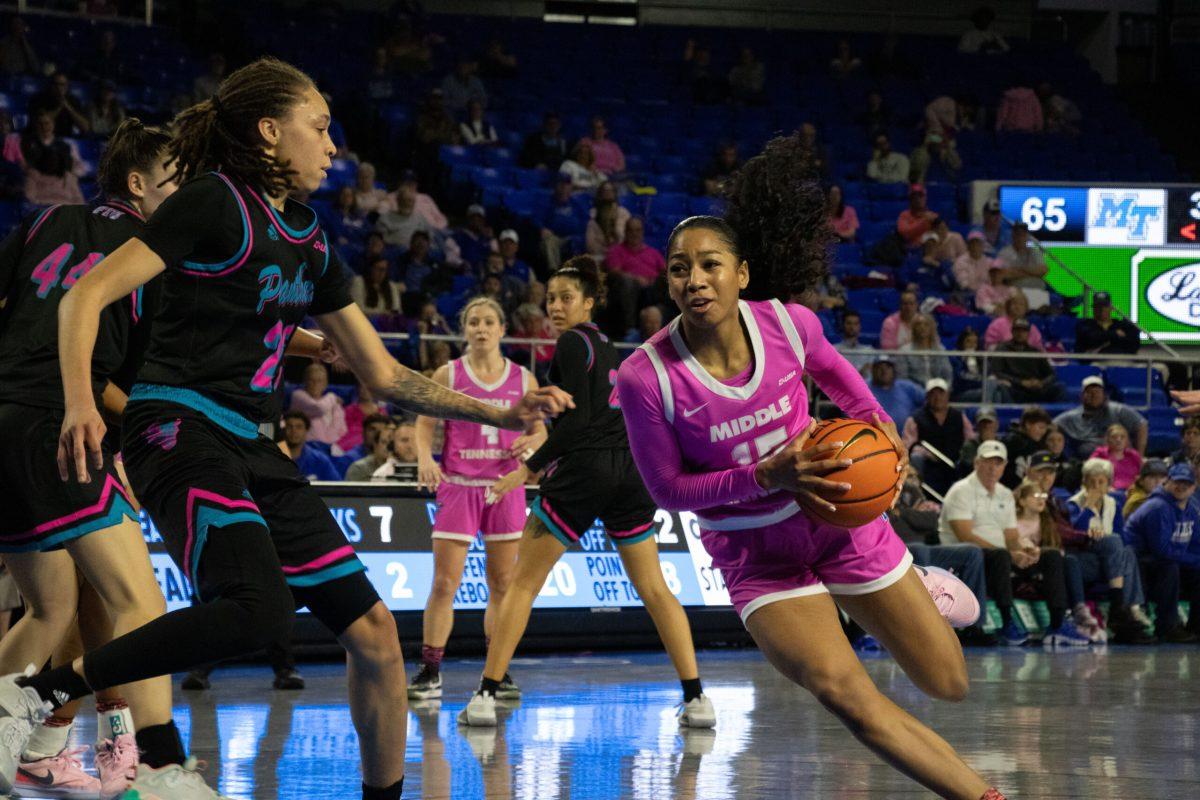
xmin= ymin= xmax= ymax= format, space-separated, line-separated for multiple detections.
xmin=24 ymin=204 xmax=62 ymax=244
xmin=0 ymin=473 xmax=137 ymax=553
xmin=243 ymin=185 xmax=320 ymax=245
xmin=183 ymin=487 xmax=267 ymax=592
xmin=280 ymin=544 xmax=365 ymax=587
xmin=178 ymin=172 xmax=253 ymax=278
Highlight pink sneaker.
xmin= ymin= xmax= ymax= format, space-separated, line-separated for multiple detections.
xmin=916 ymin=565 xmax=980 ymax=628
xmin=96 ymin=733 xmax=139 ymax=799
xmin=15 ymin=746 xmax=101 ymax=798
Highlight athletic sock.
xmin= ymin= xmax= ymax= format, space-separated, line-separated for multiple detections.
xmin=362 ymin=776 xmax=403 ymax=800
xmin=1107 ymin=587 xmax=1126 ymax=611
xmin=420 ymin=644 xmax=444 ymax=674
xmin=478 ymin=677 xmax=500 ymax=697
xmin=999 ymin=605 xmax=1014 ymax=626
xmin=1049 ymin=607 xmax=1065 ymax=630
xmin=96 ymin=700 xmax=135 ymax=741
xmin=136 ymin=721 xmax=186 ymax=768
xmin=18 ymin=665 xmax=92 ymax=711
xmin=22 ymin=715 xmax=73 ymax=761
xmin=681 ymin=678 xmax=703 ymax=703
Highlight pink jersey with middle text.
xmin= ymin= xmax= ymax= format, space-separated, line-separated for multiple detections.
xmin=616 ymin=299 xmax=890 ymax=530
xmin=440 ymin=357 xmax=528 ymax=484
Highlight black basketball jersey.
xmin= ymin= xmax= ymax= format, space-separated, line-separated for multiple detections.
xmin=0 ymin=200 xmax=154 ymax=410
xmin=525 ymin=321 xmax=629 ymax=474
xmin=133 ymin=172 xmax=351 ymax=430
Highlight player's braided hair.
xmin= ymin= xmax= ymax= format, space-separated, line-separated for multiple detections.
xmin=96 ymin=118 xmax=171 ymax=201
xmin=166 ymin=57 xmax=315 ymax=195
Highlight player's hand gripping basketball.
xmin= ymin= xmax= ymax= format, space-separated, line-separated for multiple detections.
xmin=504 ymin=386 xmax=574 ymax=430
xmin=872 ymin=412 xmax=909 ymax=500
xmin=57 ymin=406 xmax=107 ymax=484
xmin=753 ymin=422 xmax=854 ymax=513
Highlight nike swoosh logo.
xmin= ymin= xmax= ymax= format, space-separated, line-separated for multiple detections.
xmin=17 ymin=768 xmax=56 ymax=787
xmin=683 ymin=404 xmax=708 ymax=418
xmin=835 ymin=428 xmax=879 ymax=458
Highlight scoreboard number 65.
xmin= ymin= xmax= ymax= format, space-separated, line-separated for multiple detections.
xmin=1020 ymin=196 xmax=1068 ymax=233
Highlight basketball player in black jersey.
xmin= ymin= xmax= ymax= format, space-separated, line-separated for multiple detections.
xmin=458 ymin=256 xmax=714 ymax=729
xmin=0 ymin=119 xmax=198 ymax=797
xmin=0 ymin=58 xmax=570 ymax=800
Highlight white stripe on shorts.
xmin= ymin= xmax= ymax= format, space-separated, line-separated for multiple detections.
xmin=697 ymin=500 xmax=801 ymax=531
xmin=823 ymin=549 xmax=914 ymax=596
xmin=739 ymin=584 xmax=829 ymax=625
xmin=483 ymin=531 xmax=523 ymax=541
xmin=431 ymin=530 xmax=476 ymax=543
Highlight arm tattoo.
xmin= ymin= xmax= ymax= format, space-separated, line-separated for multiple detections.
xmin=386 ymin=364 xmax=507 ymax=427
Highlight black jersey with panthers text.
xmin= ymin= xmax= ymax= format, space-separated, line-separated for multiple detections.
xmin=0 ymin=200 xmax=155 ymax=410
xmin=133 ymin=172 xmax=351 ymax=429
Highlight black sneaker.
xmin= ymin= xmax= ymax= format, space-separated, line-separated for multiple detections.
xmin=407 ymin=665 xmax=443 ymax=700
xmin=273 ymin=668 xmax=305 ymax=690
xmin=181 ymin=669 xmax=212 ymax=691
xmin=1160 ymin=625 xmax=1199 ymax=644
xmin=1109 ymin=612 xmax=1157 ymax=645
xmin=496 ymin=672 xmax=521 ymax=700
xmin=958 ymin=625 xmax=998 ymax=647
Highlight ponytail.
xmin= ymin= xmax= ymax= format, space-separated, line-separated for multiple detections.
xmin=552 ymin=255 xmax=607 ymax=309
xmin=96 ymin=118 xmax=171 ymax=201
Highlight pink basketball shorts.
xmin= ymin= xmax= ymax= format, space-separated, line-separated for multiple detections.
xmin=431 ymin=481 xmax=527 ymax=544
xmin=701 ymin=506 xmax=912 ymax=625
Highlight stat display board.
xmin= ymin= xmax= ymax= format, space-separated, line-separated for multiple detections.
xmin=997 ymin=183 xmax=1200 ymax=342
xmin=138 ymin=487 xmax=733 ymax=613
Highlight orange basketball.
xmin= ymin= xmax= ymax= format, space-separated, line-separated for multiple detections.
xmin=796 ymin=418 xmax=900 ymax=528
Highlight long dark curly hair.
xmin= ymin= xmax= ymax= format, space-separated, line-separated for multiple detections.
xmin=699 ymin=131 xmax=832 ymax=300
xmin=165 ymin=57 xmax=316 ymax=195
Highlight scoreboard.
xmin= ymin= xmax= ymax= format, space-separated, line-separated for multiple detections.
xmin=997 ymin=183 xmax=1200 ymax=342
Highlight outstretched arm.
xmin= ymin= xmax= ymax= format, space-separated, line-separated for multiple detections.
xmin=314 ymin=303 xmax=572 ymax=430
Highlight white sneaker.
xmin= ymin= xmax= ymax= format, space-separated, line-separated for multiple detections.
xmin=116 ymin=757 xmax=233 ymax=799
xmin=677 ymin=695 xmax=716 ymax=729
xmin=1072 ymin=606 xmax=1108 ymax=643
xmin=0 ymin=667 xmax=52 ymax=794
xmin=1130 ymin=605 xmax=1154 ymax=629
xmin=457 ymin=692 xmax=497 ymax=727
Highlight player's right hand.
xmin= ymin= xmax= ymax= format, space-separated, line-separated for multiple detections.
xmin=753 ymin=428 xmax=853 ymax=513
xmin=417 ymin=459 xmax=443 ymax=492
xmin=58 ymin=406 xmax=106 ymax=484
xmin=1172 ymin=390 xmax=1200 ymax=415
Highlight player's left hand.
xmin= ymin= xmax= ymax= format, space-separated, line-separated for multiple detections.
xmin=1172 ymin=390 xmax=1200 ymax=415
xmin=510 ymin=431 xmax=545 ymax=461
xmin=873 ymin=413 xmax=908 ymax=500
xmin=505 ymin=387 xmax=574 ymax=430
xmin=487 ymin=465 xmax=530 ymax=504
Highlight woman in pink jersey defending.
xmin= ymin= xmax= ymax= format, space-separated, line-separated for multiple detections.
xmin=615 ymin=135 xmax=1005 ymax=800
xmin=409 ymin=296 xmax=546 ymax=701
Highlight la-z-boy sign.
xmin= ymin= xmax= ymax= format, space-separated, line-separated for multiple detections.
xmin=1132 ymin=250 xmax=1200 ymax=342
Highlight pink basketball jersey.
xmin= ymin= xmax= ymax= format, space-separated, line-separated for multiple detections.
xmin=638 ymin=299 xmax=812 ymax=529
xmin=440 ymin=357 xmax=527 ymax=483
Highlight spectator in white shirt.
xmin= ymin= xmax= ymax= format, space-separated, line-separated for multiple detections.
xmin=459 ymin=99 xmax=498 ymax=145
xmin=866 ymin=132 xmax=910 ymax=184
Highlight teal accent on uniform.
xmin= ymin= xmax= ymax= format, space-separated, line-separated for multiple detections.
xmin=284 ymin=559 xmax=365 ymax=587
xmin=129 ymin=384 xmax=258 ymax=439
xmin=0 ymin=497 xmax=137 ymax=554
xmin=613 ymin=527 xmax=656 ymax=547
xmin=531 ymin=497 xmax=574 ymax=548
xmin=190 ymin=507 xmax=268 ymax=591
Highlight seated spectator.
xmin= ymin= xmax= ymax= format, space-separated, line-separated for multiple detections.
xmin=12 ymin=110 xmax=85 ymax=206
xmin=931 ymin=218 xmax=967 ymax=262
xmin=880 ymin=289 xmax=919 ymax=350
xmin=992 ymin=317 xmax=1064 ymax=402
xmin=896 ymin=184 xmax=937 ymax=249
xmin=1054 ymin=376 xmax=1149 ymax=458
xmin=391 ymin=169 xmax=447 ymax=230
xmin=413 ymin=89 xmax=460 ymax=178
xmin=796 ymin=122 xmax=831 ymax=179
xmin=498 ymin=229 xmax=534 ymax=285
xmin=1011 ymin=479 xmax=1089 ymax=644
xmin=1090 ymin=424 xmax=1142 ymax=491
xmin=895 ymin=315 xmax=953 ymax=388
xmin=0 ymin=16 xmax=40 ymax=76
xmin=833 ymin=309 xmax=875 ymax=374
xmin=193 ymin=52 xmax=226 ymax=101
xmin=440 ymin=57 xmax=487 ymax=113
xmin=728 ymin=47 xmax=766 ymax=105
xmin=282 ymin=411 xmax=341 ymax=482
xmin=354 ymin=162 xmax=393 ymax=215
xmin=356 ymin=232 xmax=395 ymax=276
xmin=829 ymin=38 xmax=862 ymax=77
xmin=975 ymin=264 xmax=1014 ymax=316
xmin=855 ymin=90 xmax=892 ymax=138
xmin=340 ymin=395 xmax=391 ymax=457
xmin=322 ymin=186 xmax=370 ymax=254
xmin=865 ymin=133 xmax=909 ymax=184
xmin=909 ymin=130 xmax=961 ymax=184
xmin=958 ymin=6 xmax=1009 ymax=54
xmin=625 ymin=305 xmax=664 ymax=345
xmin=938 ymin=441 xmax=1029 ymax=645
xmin=541 ymin=173 xmax=588 ymax=270
xmin=1044 ymin=424 xmax=1083 ymax=493
xmin=605 ymin=217 xmax=665 ymax=335
xmin=1124 ymin=463 xmax=1200 ymax=642
xmin=984 ymin=293 xmax=1043 ymax=350
xmin=996 ymin=85 xmax=1043 ymax=133
xmin=949 ymin=327 xmax=987 ymax=399
xmin=916 ymin=232 xmax=945 ymax=273
xmin=1173 ymin=418 xmax=1200 ymax=466
xmin=1075 ymin=291 xmax=1141 ymax=356
xmin=1068 ymin=459 xmax=1123 ymax=536
xmin=351 ymin=257 xmax=404 ymax=316
xmin=459 ymin=98 xmax=498 ymax=145
xmin=681 ymin=39 xmax=727 ymax=105
xmin=30 ymin=71 xmax=90 ymax=136
xmin=289 ymin=363 xmax=348 ymax=446
xmin=87 ymin=80 xmax=125 ymax=137
xmin=519 ymin=111 xmax=568 ymax=170
xmin=344 ymin=417 xmax=396 ymax=480
xmin=376 ymin=180 xmax=436 ymax=247
xmin=1002 ymin=406 xmax=1052 ymax=488
xmin=580 ymin=116 xmax=626 ymax=175
xmin=827 ymin=184 xmax=860 ymax=242
xmin=480 ymin=37 xmax=519 ymax=79
xmin=1125 ymin=459 xmax=1170 ymax=519
xmin=954 ymin=232 xmax=993 ymax=293
xmin=453 ymin=204 xmax=497 ymax=269
xmin=369 ymin=420 xmax=421 ymax=482
xmin=1036 ymin=81 xmax=1082 ymax=136
xmin=559 ymin=140 xmax=606 ymax=193
xmin=586 ymin=184 xmax=629 ymax=257
xmin=481 ymin=253 xmax=525 ymax=316
xmin=401 ymin=230 xmax=442 ymax=293
xmin=702 ymin=142 xmax=740 ymax=196
xmin=903 ymin=378 xmax=975 ymax=495
xmin=980 ymin=199 xmax=1009 ymax=255
xmin=422 ymin=340 xmax=454 ymax=377
xmin=510 ymin=302 xmax=558 ymax=372
xmin=958 ymin=408 xmax=999 ymax=470
xmin=866 ymin=356 xmax=925 ymax=427
xmin=994 ymin=224 xmax=1050 ymax=310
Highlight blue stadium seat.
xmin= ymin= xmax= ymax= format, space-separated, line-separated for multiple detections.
xmin=646 ymin=192 xmax=689 ymax=218
xmin=481 ymin=147 xmax=516 ymax=168
xmin=439 ymin=145 xmax=479 ymax=167
xmin=1054 ymin=364 xmax=1103 ymax=395
xmin=1105 ymin=366 xmax=1169 ymax=407
xmin=938 ymin=315 xmax=990 ymax=340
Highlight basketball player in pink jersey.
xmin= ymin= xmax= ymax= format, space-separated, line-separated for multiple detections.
xmin=615 ymin=135 xmax=1005 ymax=800
xmin=408 ymin=297 xmax=545 ymax=701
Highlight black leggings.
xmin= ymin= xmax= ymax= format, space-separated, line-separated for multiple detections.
xmin=84 ymin=523 xmax=378 ymax=692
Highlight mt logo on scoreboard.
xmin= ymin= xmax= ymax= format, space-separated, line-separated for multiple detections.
xmin=1087 ymin=188 xmax=1166 ymax=246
